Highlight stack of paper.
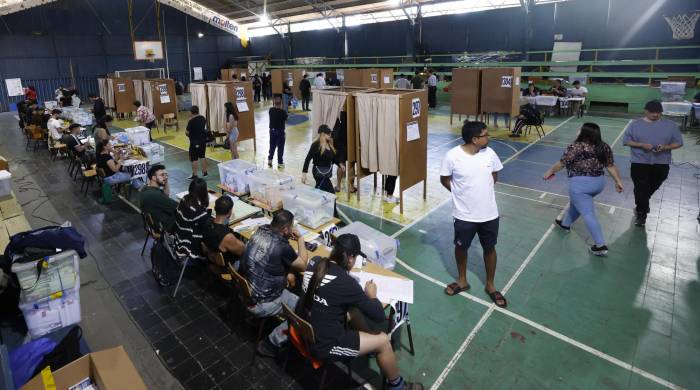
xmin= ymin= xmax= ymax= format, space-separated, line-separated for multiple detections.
xmin=350 ymin=272 xmax=414 ymax=304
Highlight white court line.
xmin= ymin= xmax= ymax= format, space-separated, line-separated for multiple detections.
xmin=611 ymin=120 xmax=633 ymax=149
xmin=539 ymin=192 xmax=547 ymax=199
xmin=609 ymin=206 xmax=616 ymax=214
xmin=390 ymin=116 xmax=576 ymax=240
xmin=428 ymin=136 xmax=462 ymax=152
xmin=491 ymin=139 xmax=519 ymax=154
xmin=496 ymin=181 xmax=633 ymax=213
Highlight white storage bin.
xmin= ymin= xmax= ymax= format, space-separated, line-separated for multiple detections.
xmin=125 ymin=126 xmax=151 ymax=146
xmin=0 ymin=170 xmax=11 ymax=199
xmin=11 ymin=250 xmax=80 ymax=303
xmin=248 ymin=170 xmax=295 ymax=210
xmin=139 ymin=143 xmax=165 ymax=164
xmin=336 ymin=222 xmax=398 ymax=270
xmin=282 ymin=186 xmax=336 ymax=229
xmin=661 ymin=101 xmax=692 ymax=116
xmin=218 ymin=160 xmax=259 ymax=194
xmin=20 ymin=285 xmax=81 ymax=339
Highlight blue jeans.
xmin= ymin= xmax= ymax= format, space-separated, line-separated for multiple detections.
xmin=247 ymin=289 xmax=298 ymax=347
xmin=104 ymin=171 xmax=131 ymax=185
xmin=563 ymin=175 xmax=606 ymax=246
xmin=268 ymin=128 xmax=286 ymax=164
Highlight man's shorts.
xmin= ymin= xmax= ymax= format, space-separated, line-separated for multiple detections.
xmin=189 ymin=142 xmax=206 ymax=161
xmin=312 ymin=331 xmax=360 ymax=362
xmin=453 ymin=217 xmax=499 ymax=251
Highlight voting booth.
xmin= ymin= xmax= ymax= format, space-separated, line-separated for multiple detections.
xmin=111 ymin=78 xmax=136 ymax=114
xmin=450 ymin=68 xmax=482 ymax=124
xmin=143 ymin=79 xmax=177 ymax=119
xmin=97 ymin=78 xmax=115 ymax=109
xmin=271 ymin=69 xmax=306 ymax=100
xmin=221 ymin=68 xmax=249 ymax=81
xmin=480 ymin=67 xmax=522 ymax=125
xmin=207 ymin=81 xmax=256 ymax=150
xmin=354 ymin=89 xmax=428 ymax=214
xmin=343 ymin=69 xmax=394 ymax=89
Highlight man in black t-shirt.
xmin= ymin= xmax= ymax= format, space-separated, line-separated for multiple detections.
xmin=240 ymin=210 xmax=309 ymax=357
xmin=267 ymin=95 xmax=289 ymax=169
xmin=186 ymin=105 xmax=208 ymax=179
xmin=203 ymin=196 xmax=245 ymax=266
xmin=299 ymin=74 xmax=311 ymax=111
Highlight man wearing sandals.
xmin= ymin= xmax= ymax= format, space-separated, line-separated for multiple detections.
xmin=439 ymin=121 xmax=507 ymax=308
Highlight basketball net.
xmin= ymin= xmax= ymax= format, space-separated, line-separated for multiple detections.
xmin=664 ymin=12 xmax=700 ymax=40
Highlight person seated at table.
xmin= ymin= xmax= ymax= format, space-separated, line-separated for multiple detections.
xmin=547 ymin=79 xmax=567 ymax=97
xmin=203 ymin=196 xmax=245 ymax=267
xmin=240 ymin=210 xmax=309 ymax=358
xmin=522 ymin=83 xmax=539 ymax=97
xmin=47 ymin=109 xmax=66 ymax=144
xmin=510 ymin=103 xmax=541 ymax=138
xmin=569 ymin=80 xmax=588 ymax=97
xmin=96 ymin=139 xmax=132 ymax=186
xmin=298 ymin=234 xmax=424 ymax=390
xmin=140 ymin=164 xmax=178 ymax=232
xmin=174 ymin=177 xmax=210 ymax=261
xmin=64 ymin=124 xmax=91 ymax=159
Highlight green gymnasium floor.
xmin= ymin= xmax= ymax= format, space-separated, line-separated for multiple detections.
xmin=109 ymin=99 xmax=700 ymax=389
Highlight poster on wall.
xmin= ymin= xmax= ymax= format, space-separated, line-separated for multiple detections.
xmin=411 ymin=97 xmax=421 ymax=118
xmin=406 ymin=121 xmax=420 ymax=142
xmin=117 ymin=83 xmax=126 ymax=93
xmin=383 ymin=76 xmax=391 ymax=84
xmin=5 ymin=78 xmax=23 ymax=97
xmin=370 ymin=74 xmax=378 ymax=84
xmin=500 ymin=76 xmax=513 ymax=88
xmin=158 ymin=84 xmax=170 ymax=104
xmin=193 ymin=67 xmax=203 ymax=81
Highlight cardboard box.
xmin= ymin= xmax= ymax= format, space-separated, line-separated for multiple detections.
xmin=21 ymin=346 xmax=147 ymax=390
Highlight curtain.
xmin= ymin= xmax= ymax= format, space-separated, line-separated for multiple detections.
xmin=97 ymin=78 xmax=106 ymax=103
xmin=143 ymin=81 xmax=154 ymax=110
xmin=190 ymin=83 xmax=207 ymax=118
xmin=133 ymin=80 xmax=144 ymax=104
xmin=207 ymin=83 xmax=228 ymax=133
xmin=105 ymin=79 xmax=115 ymax=108
xmin=311 ymin=90 xmax=346 ymax=134
xmin=356 ymin=93 xmax=399 ymax=175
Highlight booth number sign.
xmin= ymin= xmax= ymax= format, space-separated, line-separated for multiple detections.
xmin=235 ymin=87 xmax=245 ymax=101
xmin=411 ymin=98 xmax=421 ymax=118
xmin=501 ymin=76 xmax=513 ymax=88
xmin=370 ymin=74 xmax=378 ymax=83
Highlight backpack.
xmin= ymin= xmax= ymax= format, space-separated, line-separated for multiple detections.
xmin=150 ymin=236 xmax=180 ymax=287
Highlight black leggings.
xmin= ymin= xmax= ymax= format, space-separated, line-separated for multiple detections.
xmin=384 ymin=175 xmax=397 ymax=196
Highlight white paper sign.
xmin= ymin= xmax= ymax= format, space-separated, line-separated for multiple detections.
xmin=235 ymin=87 xmax=245 ymax=101
xmin=117 ymin=83 xmax=126 ymax=92
xmin=236 ymin=101 xmax=249 ymax=112
xmin=501 ymin=76 xmax=513 ymax=88
xmin=411 ymin=98 xmax=421 ymax=118
xmin=193 ymin=67 xmax=203 ymax=81
xmin=287 ymin=79 xmax=293 ymax=87
xmin=158 ymin=84 xmax=170 ymax=103
xmin=351 ymin=272 xmax=414 ymax=304
xmin=407 ymin=121 xmax=420 ymax=142
xmin=370 ymin=74 xmax=378 ymax=83
xmin=5 ymin=78 xmax=23 ymax=96
xmin=383 ymin=76 xmax=391 ymax=84
xmin=515 ymin=76 xmax=521 ymax=86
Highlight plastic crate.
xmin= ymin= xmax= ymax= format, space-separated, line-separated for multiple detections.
xmin=282 ymin=185 xmax=336 ymax=229
xmin=248 ymin=170 xmax=295 ymax=210
xmin=11 ymin=250 xmax=80 ymax=303
xmin=336 ymin=222 xmax=397 ymax=270
xmin=218 ymin=160 xmax=259 ymax=194
xmin=125 ymin=126 xmax=151 ymax=146
xmin=139 ymin=143 xmax=165 ymax=164
xmin=0 ymin=170 xmax=10 ymax=198
xmin=661 ymin=101 xmax=692 ymax=116
xmin=19 ymin=285 xmax=81 ymax=339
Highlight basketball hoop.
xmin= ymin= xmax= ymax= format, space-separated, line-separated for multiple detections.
xmin=664 ymin=11 xmax=700 ymax=40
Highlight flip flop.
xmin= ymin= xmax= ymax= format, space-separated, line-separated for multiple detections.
xmin=444 ymin=282 xmax=470 ymax=296
xmin=486 ymin=290 xmax=507 ymax=308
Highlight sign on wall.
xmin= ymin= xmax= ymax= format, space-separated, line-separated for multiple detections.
xmin=5 ymin=78 xmax=23 ymax=96
xmin=158 ymin=84 xmax=170 ymax=104
xmin=500 ymin=76 xmax=513 ymax=88
xmin=193 ymin=67 xmax=203 ymax=81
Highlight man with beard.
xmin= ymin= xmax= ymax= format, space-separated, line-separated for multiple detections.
xmin=140 ymin=164 xmax=179 ymax=232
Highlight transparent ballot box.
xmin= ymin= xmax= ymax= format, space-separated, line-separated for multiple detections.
xmin=282 ymin=186 xmax=336 ymax=229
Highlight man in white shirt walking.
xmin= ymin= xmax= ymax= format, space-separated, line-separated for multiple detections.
xmin=427 ymin=69 xmax=438 ymax=108
xmin=440 ymin=121 xmax=506 ymax=308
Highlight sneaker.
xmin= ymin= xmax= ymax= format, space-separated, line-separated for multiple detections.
xmin=186 ymin=174 xmax=196 ymax=180
xmin=256 ymin=338 xmax=279 ymax=358
xmin=202 ymin=171 xmax=208 ymax=177
xmin=589 ymin=245 xmax=608 ymax=256
xmin=554 ymin=219 xmax=570 ymax=232
xmin=277 ymin=164 xmax=284 ymax=170
xmin=384 ymin=195 xmax=399 ymax=204
xmin=267 ymin=160 xmax=273 ymax=168
xmin=635 ymin=213 xmax=646 ymax=226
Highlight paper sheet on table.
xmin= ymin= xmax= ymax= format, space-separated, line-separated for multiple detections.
xmin=236 ymin=101 xmax=249 ymax=112
xmin=296 ymin=224 xmax=319 ymax=242
xmin=233 ymin=216 xmax=272 ymax=232
xmin=406 ymin=122 xmax=420 ymax=142
xmin=351 ymin=272 xmax=413 ymax=304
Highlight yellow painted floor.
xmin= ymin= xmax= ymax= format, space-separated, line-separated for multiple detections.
xmin=113 ymin=102 xmax=555 ymax=224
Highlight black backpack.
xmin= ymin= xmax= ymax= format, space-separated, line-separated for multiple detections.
xmin=150 ymin=237 xmax=180 ymax=287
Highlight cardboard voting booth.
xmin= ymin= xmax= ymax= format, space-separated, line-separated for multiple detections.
xmin=480 ymin=67 xmax=522 ymax=120
xmin=207 ymin=81 xmax=256 ymax=150
xmin=450 ymin=68 xmax=482 ymax=124
xmin=271 ymin=69 xmax=306 ymax=99
xmin=343 ymin=69 xmax=394 ymax=89
xmin=221 ymin=68 xmax=249 ymax=81
xmin=111 ymin=77 xmax=136 ymax=114
xmin=144 ymin=79 xmax=177 ymax=119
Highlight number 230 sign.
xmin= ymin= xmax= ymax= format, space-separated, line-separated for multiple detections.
xmin=411 ymin=98 xmax=421 ymax=118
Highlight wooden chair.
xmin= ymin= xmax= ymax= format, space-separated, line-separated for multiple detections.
xmin=162 ymin=113 xmax=178 ymax=133
xmin=78 ymin=163 xmax=97 ymax=197
xmin=141 ymin=212 xmax=163 ymax=256
xmin=205 ymin=247 xmax=232 ymax=282
xmin=24 ymin=125 xmax=45 ymax=151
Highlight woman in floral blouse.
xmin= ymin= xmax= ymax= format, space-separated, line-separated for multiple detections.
xmin=543 ymin=123 xmax=624 ymax=256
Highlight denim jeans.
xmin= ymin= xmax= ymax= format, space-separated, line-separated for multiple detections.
xmin=247 ymin=289 xmax=298 ymax=347
xmin=563 ymin=175 xmax=606 ymax=246
xmin=104 ymin=171 xmax=132 ymax=186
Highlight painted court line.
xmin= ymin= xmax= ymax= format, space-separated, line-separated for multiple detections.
xmin=496 ymin=181 xmax=634 ymax=213
xmin=611 ymin=119 xmax=633 ymax=148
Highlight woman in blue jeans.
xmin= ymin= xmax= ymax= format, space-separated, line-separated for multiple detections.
xmin=543 ymin=123 xmax=624 ymax=256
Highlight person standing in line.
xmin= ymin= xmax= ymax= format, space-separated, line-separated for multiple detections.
xmin=268 ymin=95 xmax=288 ymax=169
xmin=543 ymin=123 xmax=624 ymax=256
xmin=134 ymin=100 xmax=157 ymax=141
xmin=314 ymin=73 xmax=326 ymax=89
xmin=262 ymin=73 xmax=271 ymax=101
xmin=622 ymin=100 xmax=683 ymax=226
xmin=185 ymin=106 xmax=208 ymax=179
xmin=299 ymin=74 xmax=312 ymax=112
xmin=302 ymin=125 xmax=336 ymax=194
xmin=440 ymin=121 xmax=506 ymax=308
xmin=253 ymin=75 xmax=262 ymax=103
xmin=224 ymin=102 xmax=240 ymax=160
xmin=411 ymin=71 xmax=424 ymax=90
xmin=282 ymin=81 xmax=293 ymax=113
xmin=427 ymin=69 xmax=438 ymax=109
xmin=89 ymin=93 xmax=106 ymax=125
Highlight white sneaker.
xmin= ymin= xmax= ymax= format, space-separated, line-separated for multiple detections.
xmin=384 ymin=195 xmax=399 ymax=204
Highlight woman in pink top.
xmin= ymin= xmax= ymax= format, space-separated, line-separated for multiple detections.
xmin=134 ymin=100 xmax=156 ymax=141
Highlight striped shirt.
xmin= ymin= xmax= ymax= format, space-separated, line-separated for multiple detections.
xmin=173 ymin=201 xmax=209 ymax=259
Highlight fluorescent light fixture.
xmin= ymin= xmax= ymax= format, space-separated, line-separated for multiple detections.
xmin=197 ymin=32 xmax=204 ymax=38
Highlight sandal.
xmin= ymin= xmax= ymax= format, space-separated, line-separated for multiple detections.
xmin=444 ymin=282 xmax=470 ymax=296
xmin=486 ymin=290 xmax=507 ymax=308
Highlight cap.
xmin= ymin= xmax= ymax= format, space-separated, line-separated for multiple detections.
xmin=335 ymin=234 xmax=364 ymax=257
xmin=318 ymin=125 xmax=332 ymax=135
xmin=644 ymin=100 xmax=663 ymax=113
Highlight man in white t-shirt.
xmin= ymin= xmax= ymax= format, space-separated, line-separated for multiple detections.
xmin=569 ymin=80 xmax=588 ymax=97
xmin=314 ymin=73 xmax=326 ymax=89
xmin=47 ymin=109 xmax=65 ymax=143
xmin=440 ymin=121 xmax=506 ymax=308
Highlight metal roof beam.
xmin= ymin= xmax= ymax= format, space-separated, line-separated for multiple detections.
xmin=300 ymin=0 xmax=342 ymax=31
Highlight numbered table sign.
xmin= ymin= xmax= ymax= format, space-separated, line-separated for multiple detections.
xmin=411 ymin=98 xmax=421 ymax=118
xmin=122 ymin=159 xmax=150 ymax=180
xmin=389 ymin=301 xmax=410 ymax=336
xmin=319 ymin=223 xmax=338 ymax=247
